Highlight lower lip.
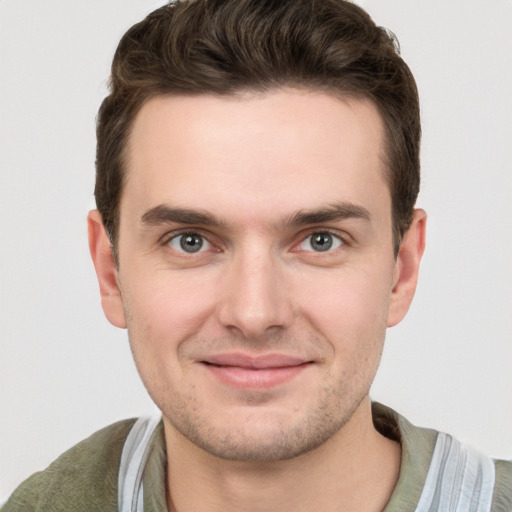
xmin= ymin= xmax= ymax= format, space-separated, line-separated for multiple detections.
xmin=202 ymin=363 xmax=311 ymax=389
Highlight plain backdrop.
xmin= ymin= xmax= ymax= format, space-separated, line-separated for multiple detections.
xmin=1 ymin=0 xmax=511 ymax=501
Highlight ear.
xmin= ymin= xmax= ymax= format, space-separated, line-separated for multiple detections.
xmin=387 ymin=209 xmax=427 ymax=327
xmin=87 ymin=210 xmax=127 ymax=328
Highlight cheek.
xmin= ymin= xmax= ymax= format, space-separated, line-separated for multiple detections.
xmin=123 ymin=269 xmax=218 ymax=338
xmin=296 ymin=267 xmax=392 ymax=352
xmin=120 ymin=273 xmax=213 ymax=394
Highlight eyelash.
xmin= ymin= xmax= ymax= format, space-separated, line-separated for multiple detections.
xmin=293 ymin=229 xmax=347 ymax=253
xmin=160 ymin=228 xmax=349 ymax=255
xmin=160 ymin=229 xmax=215 ymax=253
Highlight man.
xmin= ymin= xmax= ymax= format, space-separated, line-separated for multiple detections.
xmin=3 ymin=0 xmax=511 ymax=511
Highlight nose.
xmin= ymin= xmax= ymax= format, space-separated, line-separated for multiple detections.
xmin=216 ymin=246 xmax=294 ymax=340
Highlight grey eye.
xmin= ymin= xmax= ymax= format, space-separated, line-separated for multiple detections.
xmin=168 ymin=233 xmax=210 ymax=253
xmin=299 ymin=232 xmax=342 ymax=252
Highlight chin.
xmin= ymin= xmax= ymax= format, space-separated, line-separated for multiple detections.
xmin=163 ymin=399 xmax=360 ymax=462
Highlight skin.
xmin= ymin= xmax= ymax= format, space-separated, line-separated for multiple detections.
xmin=89 ymin=89 xmax=426 ymax=511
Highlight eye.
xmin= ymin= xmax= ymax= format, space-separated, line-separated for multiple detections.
xmin=167 ymin=233 xmax=211 ymax=253
xmin=298 ymin=232 xmax=343 ymax=252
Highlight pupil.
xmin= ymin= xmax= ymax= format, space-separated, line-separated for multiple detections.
xmin=180 ymin=234 xmax=203 ymax=253
xmin=312 ymin=233 xmax=332 ymax=251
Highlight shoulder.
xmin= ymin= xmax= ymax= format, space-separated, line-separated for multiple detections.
xmin=373 ymin=402 xmax=512 ymax=511
xmin=493 ymin=458 xmax=512 ymax=511
xmin=2 ymin=418 xmax=137 ymax=512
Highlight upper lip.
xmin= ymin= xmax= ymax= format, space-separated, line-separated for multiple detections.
xmin=202 ymin=353 xmax=311 ymax=369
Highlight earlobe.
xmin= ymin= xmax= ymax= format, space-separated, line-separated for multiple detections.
xmin=87 ymin=210 xmax=127 ymax=328
xmin=387 ymin=209 xmax=427 ymax=327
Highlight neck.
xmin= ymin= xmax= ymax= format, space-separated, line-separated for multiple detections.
xmin=164 ymin=398 xmax=401 ymax=512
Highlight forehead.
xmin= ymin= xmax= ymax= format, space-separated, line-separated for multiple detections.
xmin=122 ymin=89 xmax=389 ymax=226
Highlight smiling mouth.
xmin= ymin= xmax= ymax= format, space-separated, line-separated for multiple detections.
xmin=200 ymin=354 xmax=313 ymax=389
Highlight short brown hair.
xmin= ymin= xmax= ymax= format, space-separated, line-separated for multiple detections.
xmin=95 ymin=0 xmax=420 ymax=256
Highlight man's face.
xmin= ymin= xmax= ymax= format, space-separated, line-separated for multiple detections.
xmin=110 ymin=90 xmax=408 ymax=461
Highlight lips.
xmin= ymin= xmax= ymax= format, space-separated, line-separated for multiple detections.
xmin=200 ymin=353 xmax=313 ymax=389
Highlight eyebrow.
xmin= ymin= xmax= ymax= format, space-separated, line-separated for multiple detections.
xmin=141 ymin=205 xmax=226 ymax=229
xmin=281 ymin=201 xmax=371 ymax=228
xmin=140 ymin=201 xmax=371 ymax=230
